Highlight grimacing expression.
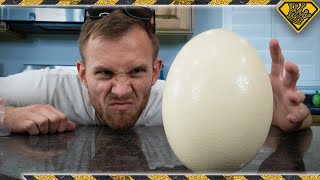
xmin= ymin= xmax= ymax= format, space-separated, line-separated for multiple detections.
xmin=78 ymin=26 xmax=162 ymax=130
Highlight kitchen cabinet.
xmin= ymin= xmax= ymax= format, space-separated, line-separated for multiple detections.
xmin=313 ymin=115 xmax=320 ymax=125
xmin=152 ymin=6 xmax=194 ymax=40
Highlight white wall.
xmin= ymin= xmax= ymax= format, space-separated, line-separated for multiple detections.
xmin=222 ymin=5 xmax=320 ymax=92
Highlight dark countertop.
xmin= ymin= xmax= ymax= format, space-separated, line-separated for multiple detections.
xmin=0 ymin=125 xmax=319 ymax=179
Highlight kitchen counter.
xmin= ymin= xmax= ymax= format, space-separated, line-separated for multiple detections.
xmin=0 ymin=125 xmax=319 ymax=179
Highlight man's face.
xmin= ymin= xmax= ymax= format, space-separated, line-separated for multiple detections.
xmin=78 ymin=26 xmax=162 ymax=130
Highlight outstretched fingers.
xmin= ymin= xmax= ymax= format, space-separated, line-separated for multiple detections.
xmin=286 ymin=104 xmax=310 ymax=124
xmin=270 ymin=39 xmax=285 ymax=78
xmin=288 ymin=90 xmax=305 ymax=105
xmin=284 ymin=62 xmax=300 ymax=90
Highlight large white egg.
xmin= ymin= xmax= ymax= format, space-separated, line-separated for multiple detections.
xmin=162 ymin=29 xmax=273 ymax=172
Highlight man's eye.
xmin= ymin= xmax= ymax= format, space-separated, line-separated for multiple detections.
xmin=130 ymin=68 xmax=146 ymax=74
xmin=96 ymin=71 xmax=113 ymax=78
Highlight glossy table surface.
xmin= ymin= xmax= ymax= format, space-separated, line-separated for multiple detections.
xmin=0 ymin=125 xmax=319 ymax=179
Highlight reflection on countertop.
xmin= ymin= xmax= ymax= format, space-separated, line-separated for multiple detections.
xmin=0 ymin=125 xmax=319 ymax=179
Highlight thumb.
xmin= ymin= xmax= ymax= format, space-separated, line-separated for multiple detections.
xmin=66 ymin=121 xmax=77 ymax=132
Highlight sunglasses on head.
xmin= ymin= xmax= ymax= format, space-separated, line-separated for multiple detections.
xmin=86 ymin=6 xmax=156 ymax=33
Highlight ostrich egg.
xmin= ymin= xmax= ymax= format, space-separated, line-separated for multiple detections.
xmin=162 ymin=29 xmax=273 ymax=172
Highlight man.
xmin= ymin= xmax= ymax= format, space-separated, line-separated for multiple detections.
xmin=0 ymin=7 xmax=312 ymax=135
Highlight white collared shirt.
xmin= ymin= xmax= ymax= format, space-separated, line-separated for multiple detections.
xmin=0 ymin=68 xmax=164 ymax=126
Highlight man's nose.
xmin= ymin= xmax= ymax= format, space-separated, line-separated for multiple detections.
xmin=111 ymin=75 xmax=132 ymax=97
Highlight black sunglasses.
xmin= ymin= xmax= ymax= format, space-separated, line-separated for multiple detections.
xmin=86 ymin=6 xmax=156 ymax=33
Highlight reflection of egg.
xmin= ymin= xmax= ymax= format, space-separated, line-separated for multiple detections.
xmin=162 ymin=29 xmax=273 ymax=172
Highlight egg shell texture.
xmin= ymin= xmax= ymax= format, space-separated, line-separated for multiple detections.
xmin=162 ymin=29 xmax=273 ymax=172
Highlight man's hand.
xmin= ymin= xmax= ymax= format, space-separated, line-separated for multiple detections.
xmin=269 ymin=39 xmax=312 ymax=132
xmin=5 ymin=104 xmax=76 ymax=135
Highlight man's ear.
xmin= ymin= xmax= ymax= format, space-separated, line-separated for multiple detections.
xmin=77 ymin=60 xmax=88 ymax=88
xmin=152 ymin=58 xmax=163 ymax=86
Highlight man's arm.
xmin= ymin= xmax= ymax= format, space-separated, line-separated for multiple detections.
xmin=269 ymin=39 xmax=312 ymax=132
xmin=1 ymin=70 xmax=77 ymax=135
xmin=5 ymin=105 xmax=76 ymax=135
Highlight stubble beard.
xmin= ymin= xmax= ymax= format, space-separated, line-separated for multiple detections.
xmin=88 ymin=89 xmax=151 ymax=130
